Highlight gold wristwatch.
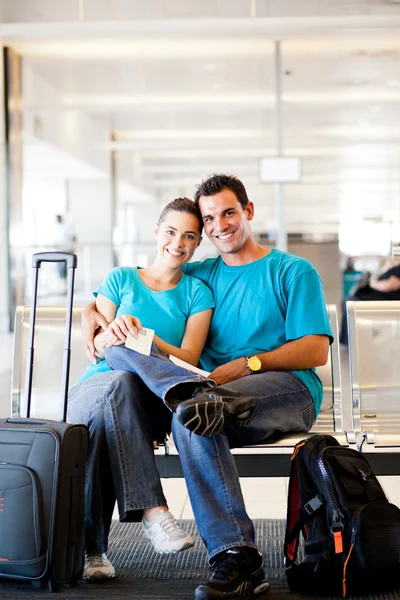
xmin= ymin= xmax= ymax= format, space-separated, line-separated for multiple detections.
xmin=246 ymin=355 xmax=262 ymax=374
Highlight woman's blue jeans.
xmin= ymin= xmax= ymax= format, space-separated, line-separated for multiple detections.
xmin=67 ymin=370 xmax=171 ymax=554
xmin=104 ymin=343 xmax=212 ymax=406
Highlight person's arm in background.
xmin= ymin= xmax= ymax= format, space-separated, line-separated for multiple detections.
xmin=370 ymin=261 xmax=400 ymax=292
xmin=372 ymin=258 xmax=398 ymax=279
xmin=369 ymin=276 xmax=400 ymax=292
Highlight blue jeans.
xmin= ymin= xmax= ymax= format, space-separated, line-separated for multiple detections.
xmin=67 ymin=370 xmax=172 ymax=554
xmin=104 ymin=343 xmax=213 ymax=406
xmin=104 ymin=345 xmax=315 ymax=561
xmin=172 ymin=371 xmax=315 ymax=560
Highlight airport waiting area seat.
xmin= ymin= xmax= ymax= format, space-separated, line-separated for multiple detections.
xmin=11 ymin=304 xmax=346 ymax=478
xmin=347 ymin=300 xmax=400 ymax=458
xmin=11 ymin=306 xmax=88 ymax=421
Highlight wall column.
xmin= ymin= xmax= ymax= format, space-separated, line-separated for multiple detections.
xmin=0 ymin=48 xmax=9 ymax=331
xmin=1 ymin=47 xmax=23 ymax=331
xmin=273 ymin=40 xmax=287 ymax=252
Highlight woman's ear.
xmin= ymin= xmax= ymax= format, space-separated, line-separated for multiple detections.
xmin=154 ymin=224 xmax=159 ymax=237
xmin=197 ymin=235 xmax=203 ymax=247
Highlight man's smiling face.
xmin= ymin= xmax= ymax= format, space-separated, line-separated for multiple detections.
xmin=198 ymin=188 xmax=254 ymax=256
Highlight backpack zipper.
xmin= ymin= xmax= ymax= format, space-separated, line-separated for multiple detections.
xmin=317 ymin=454 xmax=344 ymax=553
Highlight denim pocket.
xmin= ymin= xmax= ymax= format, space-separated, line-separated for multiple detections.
xmin=299 ymin=402 xmax=316 ymax=431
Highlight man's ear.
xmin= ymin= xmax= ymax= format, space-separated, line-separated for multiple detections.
xmin=246 ymin=201 xmax=255 ymax=221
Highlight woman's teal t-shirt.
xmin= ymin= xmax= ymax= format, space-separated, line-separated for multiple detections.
xmin=78 ymin=267 xmax=214 ymax=383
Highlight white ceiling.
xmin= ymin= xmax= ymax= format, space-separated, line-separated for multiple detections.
xmin=2 ymin=0 xmax=400 ymax=235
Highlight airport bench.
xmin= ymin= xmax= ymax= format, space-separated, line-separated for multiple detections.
xmin=11 ymin=304 xmax=346 ymax=477
xmin=346 ymin=299 xmax=400 ymax=477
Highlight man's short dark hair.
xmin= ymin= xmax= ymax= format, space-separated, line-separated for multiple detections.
xmin=194 ymin=174 xmax=250 ymax=209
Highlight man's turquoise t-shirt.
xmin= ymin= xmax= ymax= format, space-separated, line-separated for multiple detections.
xmin=184 ymin=249 xmax=333 ymax=415
xmin=79 ymin=267 xmax=215 ymax=383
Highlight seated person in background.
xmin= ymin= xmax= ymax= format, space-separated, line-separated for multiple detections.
xmin=68 ymin=197 xmax=215 ymax=580
xmin=340 ymin=258 xmax=400 ymax=345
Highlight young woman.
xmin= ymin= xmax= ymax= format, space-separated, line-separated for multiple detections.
xmin=68 ymin=198 xmax=214 ymax=580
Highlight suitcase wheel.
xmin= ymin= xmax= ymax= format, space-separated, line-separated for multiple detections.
xmin=31 ymin=580 xmax=43 ymax=589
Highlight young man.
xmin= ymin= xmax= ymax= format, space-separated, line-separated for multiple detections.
xmin=81 ymin=174 xmax=332 ymax=599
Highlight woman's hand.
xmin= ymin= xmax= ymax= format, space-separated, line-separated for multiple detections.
xmin=103 ymin=314 xmax=143 ymax=348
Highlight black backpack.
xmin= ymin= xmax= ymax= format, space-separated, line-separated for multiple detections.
xmin=284 ymin=434 xmax=400 ymax=597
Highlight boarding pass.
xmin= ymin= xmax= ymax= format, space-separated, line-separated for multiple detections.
xmin=125 ymin=327 xmax=154 ymax=356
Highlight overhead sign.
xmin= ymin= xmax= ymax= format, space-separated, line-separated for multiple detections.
xmin=259 ymin=156 xmax=302 ymax=183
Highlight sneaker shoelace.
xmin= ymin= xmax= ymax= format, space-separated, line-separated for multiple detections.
xmin=158 ymin=513 xmax=184 ymax=537
xmin=211 ymin=550 xmax=244 ymax=582
xmin=85 ymin=555 xmax=107 ymax=568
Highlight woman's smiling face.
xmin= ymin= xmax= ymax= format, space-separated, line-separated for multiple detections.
xmin=155 ymin=210 xmax=202 ymax=268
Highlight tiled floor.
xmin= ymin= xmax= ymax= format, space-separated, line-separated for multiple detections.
xmin=1 ymin=331 xmax=400 ymax=523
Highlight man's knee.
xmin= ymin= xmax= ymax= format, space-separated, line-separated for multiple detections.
xmin=172 ymin=413 xmax=206 ymax=448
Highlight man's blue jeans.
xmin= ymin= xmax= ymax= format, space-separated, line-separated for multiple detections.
xmin=172 ymin=371 xmax=315 ymax=560
xmin=105 ymin=345 xmax=316 ymax=561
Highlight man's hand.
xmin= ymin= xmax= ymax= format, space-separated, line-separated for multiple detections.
xmin=209 ymin=357 xmax=249 ymax=386
xmin=102 ymin=314 xmax=143 ymax=348
xmin=81 ymin=303 xmax=108 ymax=363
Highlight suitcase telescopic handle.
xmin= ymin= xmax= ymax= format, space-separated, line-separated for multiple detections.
xmin=7 ymin=418 xmax=49 ymax=425
xmin=32 ymin=252 xmax=77 ymax=269
xmin=25 ymin=252 xmax=77 ymax=422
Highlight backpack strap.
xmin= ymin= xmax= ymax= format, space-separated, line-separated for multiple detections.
xmin=284 ymin=441 xmax=306 ymax=566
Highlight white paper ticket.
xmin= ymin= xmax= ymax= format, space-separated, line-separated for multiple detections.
xmin=125 ymin=327 xmax=155 ymax=356
xmin=169 ymin=355 xmax=210 ymax=377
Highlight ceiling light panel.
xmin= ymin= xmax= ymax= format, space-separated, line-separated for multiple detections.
xmin=3 ymin=0 xmax=400 ymax=28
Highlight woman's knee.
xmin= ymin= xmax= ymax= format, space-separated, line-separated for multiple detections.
xmin=105 ymin=371 xmax=138 ymax=396
xmin=104 ymin=371 xmax=145 ymax=415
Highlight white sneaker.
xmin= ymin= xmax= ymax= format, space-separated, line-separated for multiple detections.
xmin=83 ymin=553 xmax=116 ymax=580
xmin=141 ymin=509 xmax=194 ymax=554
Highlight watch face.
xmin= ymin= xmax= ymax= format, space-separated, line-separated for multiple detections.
xmin=248 ymin=356 xmax=261 ymax=371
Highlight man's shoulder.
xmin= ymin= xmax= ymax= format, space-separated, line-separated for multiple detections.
xmin=269 ymin=249 xmax=316 ymax=277
xmin=184 ymin=256 xmax=220 ymax=277
xmin=182 ymin=271 xmax=212 ymax=293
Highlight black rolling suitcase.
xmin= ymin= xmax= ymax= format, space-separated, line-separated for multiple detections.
xmin=0 ymin=252 xmax=89 ymax=592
